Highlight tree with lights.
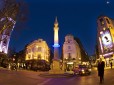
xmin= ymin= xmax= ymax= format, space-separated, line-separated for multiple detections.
xmin=0 ymin=0 xmax=28 ymax=68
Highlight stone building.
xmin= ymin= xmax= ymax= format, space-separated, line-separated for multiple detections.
xmin=62 ymin=34 xmax=81 ymax=71
xmin=25 ymin=39 xmax=50 ymax=71
xmin=97 ymin=16 xmax=114 ymax=66
xmin=25 ymin=39 xmax=50 ymax=62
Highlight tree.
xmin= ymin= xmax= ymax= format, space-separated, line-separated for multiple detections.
xmin=0 ymin=0 xmax=29 ymax=37
xmin=0 ymin=52 xmax=8 ymax=67
xmin=0 ymin=0 xmax=29 ymax=67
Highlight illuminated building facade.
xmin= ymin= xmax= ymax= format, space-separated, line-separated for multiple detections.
xmin=25 ymin=39 xmax=50 ymax=63
xmin=97 ymin=16 xmax=114 ymax=66
xmin=62 ymin=34 xmax=81 ymax=71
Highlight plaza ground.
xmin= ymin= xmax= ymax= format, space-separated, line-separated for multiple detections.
xmin=0 ymin=67 xmax=114 ymax=85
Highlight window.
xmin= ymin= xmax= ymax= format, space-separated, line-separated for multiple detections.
xmin=109 ymin=26 xmax=112 ymax=29
xmin=38 ymin=47 xmax=42 ymax=51
xmin=38 ymin=54 xmax=41 ymax=60
xmin=103 ymin=27 xmax=106 ymax=30
xmin=99 ymin=18 xmax=104 ymax=25
xmin=68 ymin=39 xmax=70 ymax=43
xmin=73 ymin=58 xmax=76 ymax=60
xmin=106 ymin=18 xmax=110 ymax=24
xmin=28 ymin=49 xmax=31 ymax=53
xmin=26 ymin=50 xmax=28 ymax=54
xmin=68 ymin=46 xmax=71 ymax=49
xmin=28 ymin=55 xmax=31 ymax=59
xmin=32 ymin=47 xmax=36 ymax=52
xmin=68 ymin=53 xmax=71 ymax=59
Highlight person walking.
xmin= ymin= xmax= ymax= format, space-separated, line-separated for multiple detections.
xmin=110 ymin=62 xmax=112 ymax=69
xmin=97 ymin=58 xmax=105 ymax=84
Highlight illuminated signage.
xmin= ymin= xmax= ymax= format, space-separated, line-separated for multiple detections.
xmin=101 ymin=29 xmax=113 ymax=53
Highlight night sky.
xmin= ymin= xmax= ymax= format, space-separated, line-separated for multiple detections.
xmin=9 ymin=0 xmax=114 ymax=56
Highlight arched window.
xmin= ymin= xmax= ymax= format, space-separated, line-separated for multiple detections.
xmin=106 ymin=18 xmax=110 ymax=24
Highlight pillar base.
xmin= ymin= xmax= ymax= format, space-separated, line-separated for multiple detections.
xmin=49 ymin=69 xmax=64 ymax=74
xmin=49 ymin=59 xmax=64 ymax=74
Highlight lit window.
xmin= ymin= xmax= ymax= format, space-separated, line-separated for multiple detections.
xmin=28 ymin=49 xmax=31 ymax=53
xmin=109 ymin=26 xmax=112 ymax=29
xmin=38 ymin=47 xmax=41 ymax=51
xmin=26 ymin=50 xmax=28 ymax=54
xmin=32 ymin=47 xmax=35 ymax=52
xmin=38 ymin=54 xmax=41 ymax=60
xmin=28 ymin=55 xmax=31 ymax=59
xmin=103 ymin=28 xmax=106 ymax=30
xmin=100 ymin=31 xmax=103 ymax=34
xmin=99 ymin=18 xmax=104 ymax=25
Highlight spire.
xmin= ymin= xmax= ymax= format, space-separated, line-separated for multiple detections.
xmin=55 ymin=16 xmax=58 ymax=24
xmin=54 ymin=16 xmax=58 ymax=26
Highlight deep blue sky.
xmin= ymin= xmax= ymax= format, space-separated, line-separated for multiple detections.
xmin=9 ymin=0 xmax=114 ymax=56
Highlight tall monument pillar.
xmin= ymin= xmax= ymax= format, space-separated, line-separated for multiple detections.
xmin=49 ymin=17 xmax=64 ymax=74
xmin=53 ymin=17 xmax=60 ymax=60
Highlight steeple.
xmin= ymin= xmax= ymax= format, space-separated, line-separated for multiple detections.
xmin=54 ymin=16 xmax=58 ymax=27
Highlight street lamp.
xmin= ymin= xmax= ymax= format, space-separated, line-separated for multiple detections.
xmin=13 ymin=58 xmax=15 ymax=62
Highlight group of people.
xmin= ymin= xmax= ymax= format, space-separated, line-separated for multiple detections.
xmin=8 ymin=63 xmax=17 ymax=71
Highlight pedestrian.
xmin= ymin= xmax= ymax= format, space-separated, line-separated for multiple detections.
xmin=110 ymin=62 xmax=112 ymax=69
xmin=97 ymin=58 xmax=105 ymax=84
